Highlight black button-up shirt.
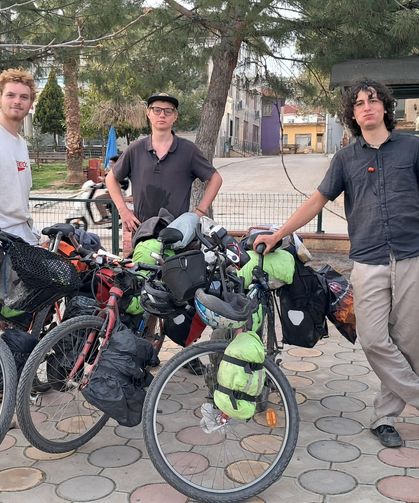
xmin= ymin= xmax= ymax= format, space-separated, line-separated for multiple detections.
xmin=318 ymin=132 xmax=419 ymax=265
xmin=112 ymin=134 xmax=216 ymax=221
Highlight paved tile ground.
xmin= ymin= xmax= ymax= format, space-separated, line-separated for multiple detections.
xmin=4 ymin=156 xmax=418 ymax=501
xmin=2 ymin=327 xmax=419 ymax=502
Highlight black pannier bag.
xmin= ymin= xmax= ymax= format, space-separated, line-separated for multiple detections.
xmin=163 ymin=305 xmax=206 ymax=347
xmin=62 ymin=295 xmax=99 ymax=321
xmin=0 ymin=234 xmax=81 ymax=313
xmin=279 ymin=258 xmax=329 ymax=348
xmin=1 ymin=327 xmax=37 ymax=378
xmin=82 ymin=325 xmax=154 ymax=427
xmin=161 ymin=250 xmax=207 ymax=302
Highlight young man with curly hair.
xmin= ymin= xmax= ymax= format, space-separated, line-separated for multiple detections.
xmin=254 ymin=80 xmax=419 ymax=448
xmin=0 ymin=68 xmax=39 ymax=244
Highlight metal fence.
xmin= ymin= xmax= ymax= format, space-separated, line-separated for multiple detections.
xmin=213 ymin=193 xmax=322 ymax=232
xmin=30 ymin=196 xmax=121 ymax=254
xmin=29 ymin=192 xmax=345 ymax=254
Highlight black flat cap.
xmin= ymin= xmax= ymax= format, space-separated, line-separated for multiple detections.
xmin=147 ymin=93 xmax=179 ymax=109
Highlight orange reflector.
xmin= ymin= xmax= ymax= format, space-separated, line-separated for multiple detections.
xmin=265 ymin=408 xmax=277 ymax=427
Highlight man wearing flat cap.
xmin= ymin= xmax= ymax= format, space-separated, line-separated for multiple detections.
xmin=106 ymin=92 xmax=222 ymax=233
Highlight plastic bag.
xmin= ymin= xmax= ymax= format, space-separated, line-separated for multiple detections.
xmin=317 ymin=265 xmax=357 ymax=344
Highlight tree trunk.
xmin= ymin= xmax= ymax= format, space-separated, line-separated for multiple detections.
xmin=191 ymin=33 xmax=242 ymax=210
xmin=63 ymin=57 xmax=84 ymax=184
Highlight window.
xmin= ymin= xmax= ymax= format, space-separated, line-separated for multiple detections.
xmin=243 ymin=120 xmax=249 ymax=142
xmin=282 ymin=134 xmax=288 ymax=145
xmin=295 ymin=134 xmax=312 ymax=149
xmin=234 ymin=117 xmax=240 ymax=143
xmin=252 ymin=124 xmax=259 ymax=144
xmin=262 ymin=102 xmax=272 ymax=116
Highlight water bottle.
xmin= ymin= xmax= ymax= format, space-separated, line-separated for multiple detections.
xmin=200 ymin=403 xmax=228 ymax=433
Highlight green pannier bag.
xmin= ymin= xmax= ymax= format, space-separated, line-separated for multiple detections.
xmin=129 ymin=238 xmax=174 ymax=315
xmin=125 ymin=295 xmax=144 ymax=315
xmin=214 ymin=330 xmax=265 ymax=420
xmin=237 ymin=249 xmax=295 ymax=289
xmin=132 ymin=238 xmax=175 ymax=265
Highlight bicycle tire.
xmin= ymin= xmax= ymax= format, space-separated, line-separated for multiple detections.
xmin=16 ymin=315 xmax=109 ymax=453
xmin=142 ymin=314 xmax=164 ymax=366
xmin=30 ymin=303 xmax=59 ymax=340
xmin=143 ymin=340 xmax=299 ymax=503
xmin=0 ymin=337 xmax=17 ymax=445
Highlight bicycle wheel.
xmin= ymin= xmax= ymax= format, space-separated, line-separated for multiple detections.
xmin=143 ymin=340 xmax=299 ymax=503
xmin=0 ymin=337 xmax=17 ymax=445
xmin=16 ymin=315 xmax=109 ymax=453
xmin=30 ymin=301 xmax=62 ymax=340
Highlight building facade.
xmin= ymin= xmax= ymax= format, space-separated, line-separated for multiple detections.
xmin=214 ymin=49 xmax=262 ymax=157
xmin=281 ymin=104 xmax=326 ymax=153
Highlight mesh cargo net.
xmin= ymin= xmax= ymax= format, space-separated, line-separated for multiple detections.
xmin=0 ymin=240 xmax=81 ymax=312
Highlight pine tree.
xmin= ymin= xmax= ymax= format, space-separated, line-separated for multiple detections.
xmin=33 ymin=69 xmax=65 ymax=148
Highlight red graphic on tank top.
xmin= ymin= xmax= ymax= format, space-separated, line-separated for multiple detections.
xmin=16 ymin=161 xmax=28 ymax=172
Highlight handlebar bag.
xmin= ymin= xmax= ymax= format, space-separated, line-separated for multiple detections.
xmin=161 ymin=250 xmax=207 ymax=302
xmin=0 ymin=239 xmax=81 ymax=313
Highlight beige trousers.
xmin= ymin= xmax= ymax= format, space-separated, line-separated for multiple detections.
xmin=351 ymin=256 xmax=419 ymax=428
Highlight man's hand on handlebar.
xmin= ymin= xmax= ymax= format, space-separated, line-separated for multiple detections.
xmin=119 ymin=207 xmax=140 ymax=233
xmin=253 ymin=233 xmax=281 ymax=255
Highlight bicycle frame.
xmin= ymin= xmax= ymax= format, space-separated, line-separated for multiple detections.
xmin=68 ymin=285 xmax=124 ymax=384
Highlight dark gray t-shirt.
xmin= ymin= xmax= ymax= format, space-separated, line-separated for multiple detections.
xmin=113 ymin=134 xmax=216 ymax=221
xmin=318 ymin=132 xmax=419 ymax=265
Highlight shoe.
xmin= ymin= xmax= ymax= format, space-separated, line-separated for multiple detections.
xmin=371 ymin=425 xmax=402 ymax=448
xmin=183 ymin=357 xmax=204 ymax=375
xmin=31 ymin=375 xmax=51 ymax=394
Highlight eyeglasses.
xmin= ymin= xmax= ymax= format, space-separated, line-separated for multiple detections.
xmin=149 ymin=106 xmax=176 ymax=116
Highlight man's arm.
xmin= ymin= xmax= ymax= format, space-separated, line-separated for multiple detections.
xmin=194 ymin=171 xmax=223 ymax=216
xmin=106 ymin=170 xmax=140 ymax=232
xmin=254 ymin=190 xmax=329 ymax=253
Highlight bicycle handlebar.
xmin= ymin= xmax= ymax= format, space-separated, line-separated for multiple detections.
xmin=255 ymin=243 xmax=266 ymax=255
xmin=195 ymin=223 xmax=217 ymax=250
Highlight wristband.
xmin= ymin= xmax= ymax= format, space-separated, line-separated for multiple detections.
xmin=196 ymin=207 xmax=208 ymax=216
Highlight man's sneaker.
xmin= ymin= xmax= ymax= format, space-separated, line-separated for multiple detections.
xmin=183 ymin=358 xmax=204 ymax=375
xmin=371 ymin=425 xmax=402 ymax=448
xmin=31 ymin=376 xmax=51 ymax=394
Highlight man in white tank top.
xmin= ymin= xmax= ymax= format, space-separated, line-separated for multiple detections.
xmin=0 ymin=68 xmax=39 ymax=245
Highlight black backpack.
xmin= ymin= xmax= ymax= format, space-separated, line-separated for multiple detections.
xmin=279 ymin=258 xmax=329 ymax=348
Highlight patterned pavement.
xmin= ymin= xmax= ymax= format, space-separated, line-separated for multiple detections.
xmin=2 ymin=328 xmax=419 ymax=502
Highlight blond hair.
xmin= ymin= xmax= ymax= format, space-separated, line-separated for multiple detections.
xmin=0 ymin=68 xmax=36 ymax=101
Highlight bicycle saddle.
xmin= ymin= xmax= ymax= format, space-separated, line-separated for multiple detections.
xmin=42 ymin=223 xmax=76 ymax=238
xmin=158 ymin=227 xmax=183 ymax=246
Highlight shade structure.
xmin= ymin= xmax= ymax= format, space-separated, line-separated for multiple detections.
xmin=104 ymin=126 xmax=118 ymax=169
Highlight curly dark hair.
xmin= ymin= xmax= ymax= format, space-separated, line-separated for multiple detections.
xmin=342 ymin=80 xmax=396 ymax=137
